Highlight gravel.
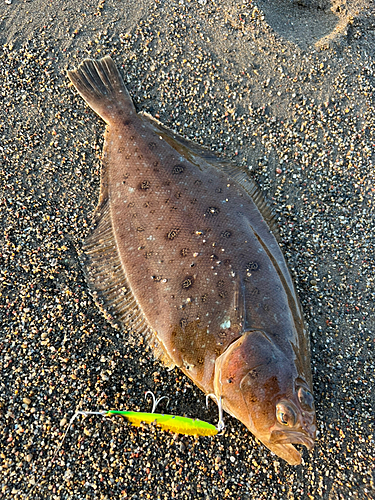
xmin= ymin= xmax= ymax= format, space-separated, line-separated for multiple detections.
xmin=0 ymin=0 xmax=374 ymax=498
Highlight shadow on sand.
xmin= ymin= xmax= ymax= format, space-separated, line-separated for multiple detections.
xmin=256 ymin=0 xmax=341 ymax=49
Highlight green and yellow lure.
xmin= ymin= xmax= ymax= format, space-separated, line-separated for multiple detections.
xmin=105 ymin=409 xmax=218 ymax=436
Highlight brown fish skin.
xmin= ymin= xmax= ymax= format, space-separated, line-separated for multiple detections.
xmin=67 ymin=56 xmax=316 ymax=465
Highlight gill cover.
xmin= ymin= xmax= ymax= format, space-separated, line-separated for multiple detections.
xmin=213 ymin=330 xmax=315 ymax=465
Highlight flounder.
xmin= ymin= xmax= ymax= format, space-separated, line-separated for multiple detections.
xmin=67 ymin=56 xmax=316 ymax=465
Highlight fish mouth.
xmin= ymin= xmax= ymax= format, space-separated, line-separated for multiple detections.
xmin=269 ymin=429 xmax=315 ymax=451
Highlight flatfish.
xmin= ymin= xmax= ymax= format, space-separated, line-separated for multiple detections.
xmin=67 ymin=56 xmax=316 ymax=465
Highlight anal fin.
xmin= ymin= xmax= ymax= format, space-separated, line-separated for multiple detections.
xmin=80 ymin=202 xmax=175 ymax=368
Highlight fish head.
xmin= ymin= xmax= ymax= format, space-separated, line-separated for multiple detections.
xmin=214 ymin=330 xmax=316 ymax=465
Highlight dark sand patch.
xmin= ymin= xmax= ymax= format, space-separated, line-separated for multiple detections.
xmin=257 ymin=0 xmax=340 ymax=48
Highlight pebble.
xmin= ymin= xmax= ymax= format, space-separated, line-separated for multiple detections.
xmin=0 ymin=1 xmax=374 ymax=499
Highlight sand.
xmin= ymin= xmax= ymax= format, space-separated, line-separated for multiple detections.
xmin=0 ymin=0 xmax=374 ymax=498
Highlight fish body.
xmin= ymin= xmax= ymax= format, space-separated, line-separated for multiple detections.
xmin=67 ymin=56 xmax=316 ymax=465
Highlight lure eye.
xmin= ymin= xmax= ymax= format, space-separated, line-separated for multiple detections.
xmin=276 ymin=402 xmax=297 ymax=427
xmin=297 ymin=387 xmax=314 ymax=411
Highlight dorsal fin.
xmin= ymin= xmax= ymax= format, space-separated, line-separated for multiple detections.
xmin=140 ymin=111 xmax=280 ymax=240
xmin=80 ymin=201 xmax=175 ymax=369
xmin=139 ymin=111 xmax=226 ymax=166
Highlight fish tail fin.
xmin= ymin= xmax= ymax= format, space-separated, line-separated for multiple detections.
xmin=67 ymin=56 xmax=135 ymax=124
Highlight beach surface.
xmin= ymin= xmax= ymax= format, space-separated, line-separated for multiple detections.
xmin=0 ymin=0 xmax=374 ymax=498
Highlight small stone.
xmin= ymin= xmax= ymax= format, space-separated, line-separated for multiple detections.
xmin=179 ymin=442 xmax=186 ymax=452
xmin=60 ymin=418 xmax=68 ymax=427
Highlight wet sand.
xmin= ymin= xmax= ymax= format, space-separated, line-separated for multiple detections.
xmin=0 ymin=0 xmax=374 ymax=498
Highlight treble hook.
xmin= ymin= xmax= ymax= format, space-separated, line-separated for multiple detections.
xmin=206 ymin=393 xmax=225 ymax=431
xmin=145 ymin=390 xmax=170 ymax=413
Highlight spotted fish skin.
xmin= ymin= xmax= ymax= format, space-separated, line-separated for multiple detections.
xmin=67 ymin=56 xmax=316 ymax=465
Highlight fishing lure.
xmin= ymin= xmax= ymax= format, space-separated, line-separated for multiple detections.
xmin=103 ymin=391 xmax=220 ymax=436
xmin=103 ymin=409 xmax=218 ymax=436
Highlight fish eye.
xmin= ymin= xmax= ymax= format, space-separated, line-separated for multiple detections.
xmin=297 ymin=387 xmax=314 ymax=411
xmin=276 ymin=402 xmax=297 ymax=427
